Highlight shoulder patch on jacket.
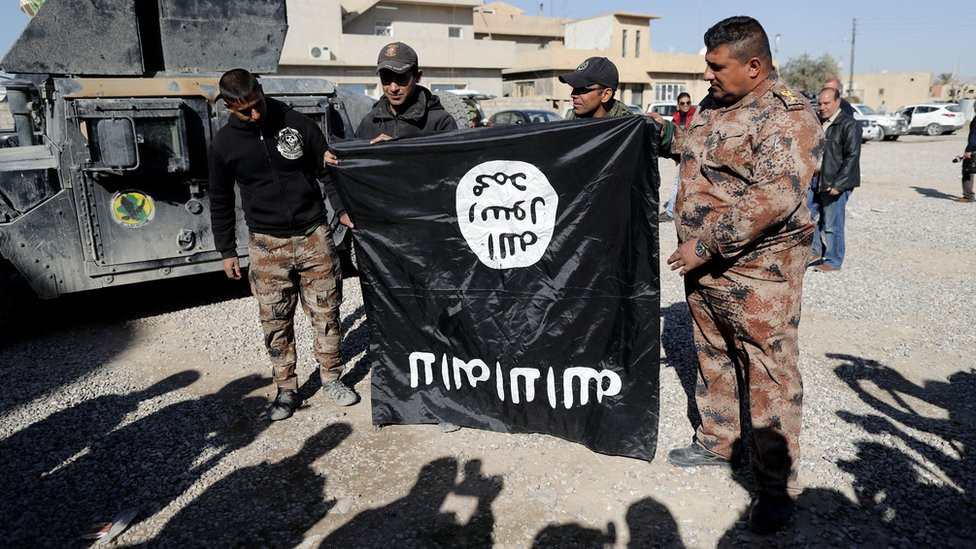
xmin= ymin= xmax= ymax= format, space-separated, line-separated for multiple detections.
xmin=770 ymin=87 xmax=807 ymax=111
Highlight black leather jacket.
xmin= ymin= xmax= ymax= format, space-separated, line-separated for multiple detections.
xmin=815 ymin=112 xmax=861 ymax=193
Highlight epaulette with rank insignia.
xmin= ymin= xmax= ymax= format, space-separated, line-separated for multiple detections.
xmin=771 ymin=87 xmax=807 ymax=111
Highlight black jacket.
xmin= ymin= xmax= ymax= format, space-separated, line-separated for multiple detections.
xmin=355 ymin=86 xmax=456 ymax=139
xmin=816 ymin=111 xmax=861 ymax=193
xmin=966 ymin=117 xmax=976 ymax=154
xmin=209 ymin=98 xmax=343 ymax=258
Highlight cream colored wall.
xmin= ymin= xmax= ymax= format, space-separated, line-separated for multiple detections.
xmin=852 ymin=72 xmax=932 ymax=111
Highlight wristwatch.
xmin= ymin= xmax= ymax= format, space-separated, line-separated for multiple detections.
xmin=694 ymin=239 xmax=712 ymax=260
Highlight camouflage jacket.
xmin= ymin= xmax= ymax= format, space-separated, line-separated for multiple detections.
xmin=670 ymin=73 xmax=824 ymax=260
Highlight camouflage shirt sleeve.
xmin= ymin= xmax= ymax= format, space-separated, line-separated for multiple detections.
xmin=699 ymin=97 xmax=824 ymax=258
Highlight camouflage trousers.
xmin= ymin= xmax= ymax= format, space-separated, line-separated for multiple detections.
xmin=248 ymin=224 xmax=343 ymax=392
xmin=685 ymin=243 xmax=809 ymax=497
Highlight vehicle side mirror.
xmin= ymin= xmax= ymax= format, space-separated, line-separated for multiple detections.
xmin=94 ymin=118 xmax=140 ymax=171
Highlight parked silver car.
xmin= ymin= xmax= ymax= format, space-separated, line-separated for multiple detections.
xmin=850 ymin=103 xmax=908 ymax=141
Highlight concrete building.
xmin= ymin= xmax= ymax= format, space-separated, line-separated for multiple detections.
xmin=472 ymin=3 xmax=708 ymax=112
xmin=847 ymin=72 xmax=932 ymax=112
xmin=278 ymin=0 xmax=515 ymax=97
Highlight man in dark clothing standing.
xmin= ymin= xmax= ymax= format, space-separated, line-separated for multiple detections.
xmin=324 ymin=43 xmax=458 ymax=431
xmin=209 ymin=68 xmax=357 ymax=421
xmin=809 ymin=87 xmax=861 ymax=272
xmin=958 ymin=117 xmax=976 ymax=203
xmin=355 ymin=42 xmax=456 ymax=141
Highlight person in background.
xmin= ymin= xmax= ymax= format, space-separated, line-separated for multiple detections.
xmin=958 ymin=116 xmax=976 ymax=203
xmin=809 ymin=87 xmax=861 ymax=272
xmin=659 ymin=92 xmax=697 ymax=222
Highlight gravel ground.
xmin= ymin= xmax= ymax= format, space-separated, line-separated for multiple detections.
xmin=1 ymin=133 xmax=973 ymax=548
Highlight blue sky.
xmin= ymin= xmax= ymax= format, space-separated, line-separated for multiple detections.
xmin=1 ymin=1 xmax=972 ymax=78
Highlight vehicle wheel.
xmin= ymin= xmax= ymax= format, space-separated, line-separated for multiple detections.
xmin=884 ymin=135 xmax=898 ymax=141
xmin=873 ymin=127 xmax=885 ymax=142
xmin=925 ymin=123 xmax=942 ymax=136
xmin=435 ymin=92 xmax=474 ymax=130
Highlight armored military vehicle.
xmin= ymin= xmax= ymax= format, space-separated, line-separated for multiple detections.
xmin=0 ymin=0 xmax=384 ymax=327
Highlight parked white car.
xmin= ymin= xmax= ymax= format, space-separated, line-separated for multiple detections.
xmin=849 ymin=103 xmax=908 ymax=141
xmin=646 ymin=102 xmax=678 ymax=117
xmin=893 ymin=103 xmax=966 ymax=136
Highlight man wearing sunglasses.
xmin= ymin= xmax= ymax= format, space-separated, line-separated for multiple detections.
xmin=660 ymin=92 xmax=698 ymax=222
xmin=354 ymin=42 xmax=457 ymax=142
xmin=559 ymin=57 xmax=633 ymax=119
xmin=209 ymin=68 xmax=357 ymax=422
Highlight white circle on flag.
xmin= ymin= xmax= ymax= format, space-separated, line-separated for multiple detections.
xmin=456 ymin=160 xmax=558 ymax=269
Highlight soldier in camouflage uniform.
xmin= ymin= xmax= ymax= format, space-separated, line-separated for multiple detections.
xmin=655 ymin=17 xmax=825 ymax=534
xmin=209 ymin=69 xmax=358 ymax=421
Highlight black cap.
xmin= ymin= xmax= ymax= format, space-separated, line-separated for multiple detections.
xmin=558 ymin=57 xmax=619 ymax=90
xmin=376 ymin=42 xmax=418 ymax=74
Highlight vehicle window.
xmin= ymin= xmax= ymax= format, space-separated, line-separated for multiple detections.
xmin=542 ymin=112 xmax=561 ymax=122
xmin=494 ymin=112 xmax=511 ymax=125
xmin=916 ymin=106 xmax=935 ymax=113
xmin=513 ymin=113 xmax=526 ymax=124
xmin=946 ymin=105 xmax=962 ymax=112
xmin=857 ymin=105 xmax=877 ymax=115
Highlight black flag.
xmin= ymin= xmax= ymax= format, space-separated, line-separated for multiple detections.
xmin=331 ymin=116 xmax=661 ymax=459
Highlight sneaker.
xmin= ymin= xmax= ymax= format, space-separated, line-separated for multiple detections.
xmin=322 ymin=380 xmax=358 ymax=406
xmin=954 ymin=197 xmax=975 ymax=203
xmin=268 ymin=388 xmax=300 ymax=421
xmin=748 ymin=494 xmax=794 ymax=535
xmin=439 ymin=422 xmax=461 ymax=433
xmin=658 ymin=211 xmax=674 ymax=222
xmin=813 ymin=264 xmax=840 ymax=272
xmin=666 ymin=444 xmax=731 ymax=468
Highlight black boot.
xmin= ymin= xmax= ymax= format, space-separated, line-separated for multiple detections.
xmin=268 ymin=388 xmax=300 ymax=421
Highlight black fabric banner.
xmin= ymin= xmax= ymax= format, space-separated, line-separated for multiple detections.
xmin=331 ymin=116 xmax=661 ymax=460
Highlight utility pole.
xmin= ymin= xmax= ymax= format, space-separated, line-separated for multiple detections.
xmin=847 ymin=18 xmax=856 ymax=98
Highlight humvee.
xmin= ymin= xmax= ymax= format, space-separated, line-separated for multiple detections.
xmin=0 ymin=0 xmax=384 ymax=327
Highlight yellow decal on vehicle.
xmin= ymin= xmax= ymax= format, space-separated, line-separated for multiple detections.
xmin=111 ymin=191 xmax=155 ymax=227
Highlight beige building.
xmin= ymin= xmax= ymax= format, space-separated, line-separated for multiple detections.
xmin=847 ymin=72 xmax=932 ymax=112
xmin=278 ymin=0 xmax=516 ymax=97
xmin=480 ymin=6 xmax=705 ymax=110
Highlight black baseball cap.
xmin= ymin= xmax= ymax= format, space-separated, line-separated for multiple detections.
xmin=376 ymin=42 xmax=418 ymax=74
xmin=558 ymin=57 xmax=619 ymax=90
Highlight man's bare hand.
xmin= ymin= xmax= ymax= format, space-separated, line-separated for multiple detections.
xmin=646 ymin=111 xmax=665 ymax=125
xmin=222 ymin=257 xmax=242 ymax=280
xmin=965 ymin=152 xmax=972 ymax=159
xmin=667 ymin=239 xmax=707 ymax=276
xmin=370 ymin=134 xmax=393 ymax=144
xmin=827 ymin=188 xmax=841 ymax=197
xmin=339 ymin=212 xmax=354 ymax=228
xmin=324 ymin=150 xmax=339 ymax=166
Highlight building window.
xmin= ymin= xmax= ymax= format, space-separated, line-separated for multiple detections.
xmin=515 ymin=81 xmax=536 ymax=97
xmin=878 ymin=88 xmax=885 ymax=96
xmin=635 ymin=30 xmax=641 ymax=58
xmin=622 ymin=29 xmax=628 ymax=57
xmin=448 ymin=26 xmax=462 ymax=39
xmin=375 ymin=21 xmax=392 ymax=36
xmin=655 ymin=83 xmax=685 ymax=102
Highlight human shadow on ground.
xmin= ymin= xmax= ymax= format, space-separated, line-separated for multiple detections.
xmin=321 ymin=457 xmax=503 ymax=547
xmin=150 ymin=422 xmax=352 ymax=547
xmin=659 ymin=302 xmax=701 ymax=429
xmin=0 ymin=373 xmax=270 ymax=546
xmin=909 ymin=186 xmax=958 ymax=200
xmin=532 ymin=497 xmax=684 ymax=548
xmin=715 ymin=354 xmax=974 ymax=546
xmin=829 ymin=353 xmax=974 ymax=546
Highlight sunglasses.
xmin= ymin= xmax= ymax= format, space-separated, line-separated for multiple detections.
xmin=678 ymin=101 xmax=692 ymax=105
xmin=571 ymin=86 xmax=606 ymax=96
